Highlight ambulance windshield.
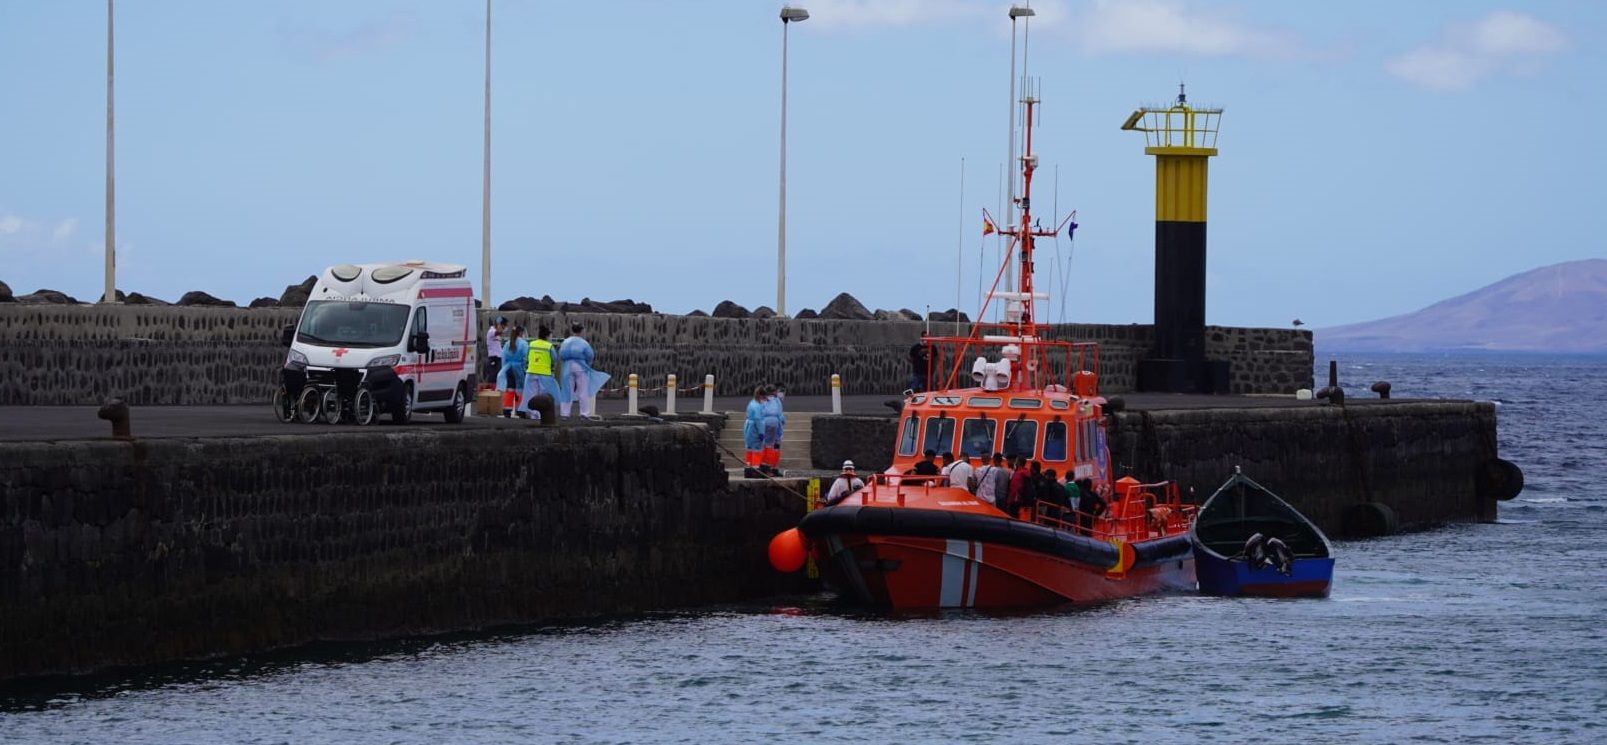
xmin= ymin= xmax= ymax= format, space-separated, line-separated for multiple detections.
xmin=295 ymin=301 xmax=412 ymax=348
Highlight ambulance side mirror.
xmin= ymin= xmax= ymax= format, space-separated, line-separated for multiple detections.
xmin=280 ymin=326 xmax=295 ymax=347
xmin=409 ymin=332 xmax=431 ymax=354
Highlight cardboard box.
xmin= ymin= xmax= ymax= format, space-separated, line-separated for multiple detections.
xmin=474 ymin=390 xmax=502 ymax=417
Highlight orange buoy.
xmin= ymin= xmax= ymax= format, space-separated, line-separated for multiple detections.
xmin=768 ymin=528 xmax=807 ymax=572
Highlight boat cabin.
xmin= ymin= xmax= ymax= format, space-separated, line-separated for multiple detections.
xmin=888 ymin=387 xmax=1112 ymax=488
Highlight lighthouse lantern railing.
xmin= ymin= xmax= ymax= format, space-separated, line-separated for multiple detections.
xmin=1121 ymin=104 xmax=1223 ymax=151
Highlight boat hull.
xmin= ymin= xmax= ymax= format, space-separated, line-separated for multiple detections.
xmin=815 ymin=532 xmax=1196 ymax=609
xmin=1193 ymin=549 xmax=1333 ymax=598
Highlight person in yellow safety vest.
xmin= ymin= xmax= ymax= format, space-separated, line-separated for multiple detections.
xmin=521 ymin=325 xmax=563 ymax=420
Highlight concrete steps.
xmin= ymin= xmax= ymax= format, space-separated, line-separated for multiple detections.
xmin=718 ymin=411 xmax=816 ymax=473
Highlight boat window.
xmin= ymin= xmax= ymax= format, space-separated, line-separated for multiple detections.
xmin=967 ymin=396 xmax=1003 ymax=408
xmin=912 ymin=395 xmax=927 ymax=404
xmin=923 ymin=417 xmax=955 ymax=455
xmin=1008 ymin=397 xmax=1042 ymax=409
xmin=1043 ymin=421 xmax=1068 ymax=461
xmin=1050 ymin=400 xmax=1070 ymax=410
xmin=932 ymin=396 xmax=962 ymax=406
xmin=1003 ymin=420 xmax=1038 ymax=459
xmin=898 ymin=415 xmax=920 ymax=457
xmin=960 ymin=418 xmax=996 ymax=458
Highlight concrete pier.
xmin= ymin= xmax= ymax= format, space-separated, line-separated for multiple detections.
xmin=0 ymin=419 xmax=808 ymax=681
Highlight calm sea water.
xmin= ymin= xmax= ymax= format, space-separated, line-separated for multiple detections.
xmin=3 ymin=353 xmax=1604 ymax=744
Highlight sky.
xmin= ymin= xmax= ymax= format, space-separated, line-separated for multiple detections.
xmin=1 ymin=0 xmax=1603 ymax=327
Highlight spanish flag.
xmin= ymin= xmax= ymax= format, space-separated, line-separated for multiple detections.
xmin=983 ymin=217 xmax=996 ymax=236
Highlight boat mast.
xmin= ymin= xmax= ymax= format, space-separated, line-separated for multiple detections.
xmin=1009 ymin=87 xmax=1059 ymax=389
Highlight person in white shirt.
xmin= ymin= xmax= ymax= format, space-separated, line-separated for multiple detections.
xmin=973 ymin=453 xmax=1004 ymax=506
xmin=824 ymin=461 xmax=866 ymax=506
xmin=942 ymin=452 xmax=976 ymax=494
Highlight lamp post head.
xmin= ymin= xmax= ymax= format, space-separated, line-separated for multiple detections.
xmin=780 ymin=6 xmax=809 ymax=23
xmin=1008 ymin=4 xmax=1035 ymax=18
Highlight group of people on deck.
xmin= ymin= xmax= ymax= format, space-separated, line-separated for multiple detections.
xmin=742 ymin=385 xmax=788 ymax=478
xmin=822 ymin=449 xmax=1106 ymax=530
xmin=483 ymin=317 xmax=610 ymax=420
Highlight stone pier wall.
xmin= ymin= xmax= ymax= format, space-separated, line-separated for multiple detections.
xmin=806 ymin=400 xmax=1500 ymax=536
xmin=0 ymin=306 xmax=1312 ymax=405
xmin=1106 ymin=401 xmax=1500 ymax=534
xmin=0 ymin=422 xmax=806 ymax=681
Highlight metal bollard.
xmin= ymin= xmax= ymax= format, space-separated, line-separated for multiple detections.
xmin=666 ymin=374 xmax=678 ymax=415
xmin=702 ymin=374 xmax=715 ymax=414
xmin=627 ymin=373 xmax=640 ymax=416
xmin=98 ymin=398 xmax=132 ymax=439
xmin=831 ymin=373 xmax=842 ymax=415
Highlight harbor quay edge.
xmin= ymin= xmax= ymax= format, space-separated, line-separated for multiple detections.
xmin=0 ymin=420 xmax=809 ymax=682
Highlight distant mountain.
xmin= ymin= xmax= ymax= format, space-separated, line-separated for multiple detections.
xmin=1319 ymin=259 xmax=1607 ymax=354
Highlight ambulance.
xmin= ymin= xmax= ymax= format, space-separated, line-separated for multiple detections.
xmin=278 ymin=260 xmax=477 ymax=424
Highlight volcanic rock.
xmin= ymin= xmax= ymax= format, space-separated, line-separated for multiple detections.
xmin=278 ymin=275 xmax=317 ymax=307
xmin=687 ymin=309 xmax=708 ymax=317
xmin=751 ymin=305 xmax=776 ymax=319
xmin=795 ymin=308 xmax=818 ymax=319
xmin=499 ymin=296 xmax=551 ymax=312
xmin=711 ymin=300 xmax=751 ymax=319
xmin=897 ymin=308 xmax=922 ymax=321
xmin=125 ymin=292 xmax=170 ymax=306
xmin=819 ymin=292 xmax=872 ymax=321
xmin=98 ymin=289 xmax=128 ymax=303
xmin=248 ymin=297 xmax=279 ymax=308
xmin=928 ymin=308 xmax=971 ymax=323
xmin=177 ymin=291 xmax=236 ymax=307
xmin=0 ymin=280 xmax=12 ymax=302
xmin=17 ymin=289 xmax=79 ymax=304
xmin=572 ymin=297 xmax=652 ymax=314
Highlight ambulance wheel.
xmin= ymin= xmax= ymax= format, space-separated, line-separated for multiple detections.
xmin=272 ymin=386 xmax=294 ymax=423
xmin=444 ymin=384 xmax=466 ymax=424
xmin=391 ymin=383 xmax=414 ymax=425
xmin=296 ymin=387 xmax=323 ymax=424
xmin=353 ymin=388 xmax=375 ymax=426
xmin=319 ymin=388 xmax=342 ymax=425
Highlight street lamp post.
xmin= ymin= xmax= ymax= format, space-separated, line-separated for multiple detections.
xmin=777 ymin=5 xmax=808 ymax=317
xmin=103 ymin=0 xmax=116 ymax=305
xmin=481 ymin=0 xmax=492 ymax=310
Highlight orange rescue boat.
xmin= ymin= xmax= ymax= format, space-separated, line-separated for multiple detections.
xmin=783 ymin=90 xmax=1197 ymax=609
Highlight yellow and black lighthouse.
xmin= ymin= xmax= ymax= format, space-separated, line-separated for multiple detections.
xmin=1122 ymin=88 xmax=1230 ymax=393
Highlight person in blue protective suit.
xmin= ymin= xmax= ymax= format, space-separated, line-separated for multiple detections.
xmin=521 ymin=325 xmax=564 ymax=420
xmin=742 ymin=385 xmax=768 ymax=479
xmin=759 ymin=384 xmax=787 ymax=476
xmin=500 ymin=326 xmax=529 ymax=417
xmin=558 ymin=323 xmax=610 ymax=419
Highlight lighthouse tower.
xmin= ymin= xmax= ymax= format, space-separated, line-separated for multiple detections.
xmin=1122 ymin=87 xmax=1230 ymax=393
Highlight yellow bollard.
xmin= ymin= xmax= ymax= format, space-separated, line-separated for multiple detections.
xmin=627 ymin=373 xmax=640 ymax=416
xmin=666 ymin=374 xmax=677 ymax=415
xmin=830 ymin=373 xmax=842 ymax=415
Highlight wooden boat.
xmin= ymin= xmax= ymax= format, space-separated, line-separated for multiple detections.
xmin=1189 ymin=469 xmax=1335 ymax=598
xmin=769 ymin=88 xmax=1198 ymax=609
